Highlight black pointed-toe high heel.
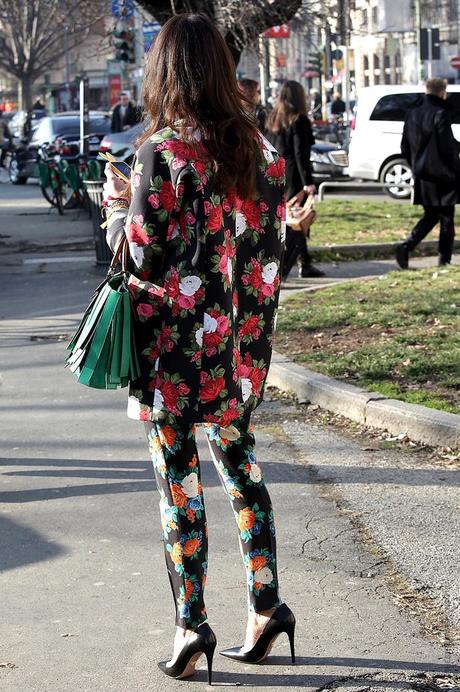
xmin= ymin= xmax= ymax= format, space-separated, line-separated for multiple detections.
xmin=220 ymin=603 xmax=296 ymax=664
xmin=158 ymin=622 xmax=217 ymax=684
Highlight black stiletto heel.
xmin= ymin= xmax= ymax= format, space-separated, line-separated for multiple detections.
xmin=220 ymin=603 xmax=296 ymax=664
xmin=158 ymin=622 xmax=217 ymax=682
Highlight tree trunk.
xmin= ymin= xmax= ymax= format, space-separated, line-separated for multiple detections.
xmin=18 ymin=73 xmax=34 ymax=111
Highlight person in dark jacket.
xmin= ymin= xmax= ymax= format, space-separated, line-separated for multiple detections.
xmin=237 ymin=78 xmax=268 ymax=132
xmin=111 ymin=91 xmax=140 ymax=133
xmin=266 ymin=80 xmax=324 ymax=278
xmin=397 ymin=78 xmax=460 ymax=268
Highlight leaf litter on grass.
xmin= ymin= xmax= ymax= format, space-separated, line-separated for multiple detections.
xmin=275 ymin=265 xmax=460 ymax=414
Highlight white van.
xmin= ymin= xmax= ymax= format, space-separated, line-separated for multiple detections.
xmin=348 ymin=85 xmax=460 ymax=198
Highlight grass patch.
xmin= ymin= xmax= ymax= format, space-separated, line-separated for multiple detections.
xmin=275 ymin=265 xmax=460 ymax=414
xmin=312 ymin=199 xmax=460 ymax=246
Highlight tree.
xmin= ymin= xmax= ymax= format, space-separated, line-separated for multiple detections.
xmin=136 ymin=0 xmax=304 ymax=64
xmin=0 ymin=0 xmax=108 ymax=111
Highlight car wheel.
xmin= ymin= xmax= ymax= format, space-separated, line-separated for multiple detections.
xmin=380 ymin=158 xmax=412 ymax=199
xmin=9 ymin=157 xmax=28 ymax=184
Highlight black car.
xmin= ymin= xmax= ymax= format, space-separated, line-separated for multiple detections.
xmin=9 ymin=112 xmax=111 ymax=184
xmin=99 ymin=124 xmax=349 ymax=182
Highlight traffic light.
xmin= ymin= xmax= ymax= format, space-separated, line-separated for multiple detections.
xmin=305 ymin=50 xmax=324 ymax=76
xmin=113 ymin=19 xmax=135 ymax=63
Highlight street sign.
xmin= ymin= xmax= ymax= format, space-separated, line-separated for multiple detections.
xmin=420 ymin=28 xmax=440 ymax=61
xmin=143 ymin=21 xmax=162 ymax=52
xmin=450 ymin=55 xmax=460 ymax=69
xmin=263 ymin=25 xmax=290 ymax=39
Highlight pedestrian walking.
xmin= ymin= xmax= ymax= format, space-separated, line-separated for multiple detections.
xmin=237 ymin=78 xmax=268 ymax=132
xmin=111 ymin=91 xmax=140 ymax=133
xmin=101 ymin=13 xmax=294 ymax=684
xmin=396 ymin=78 xmax=460 ymax=269
xmin=330 ymin=92 xmax=346 ymax=117
xmin=0 ymin=112 xmax=10 ymax=168
xmin=266 ymin=80 xmax=324 ymax=278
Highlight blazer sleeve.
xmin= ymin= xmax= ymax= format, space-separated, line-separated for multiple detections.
xmin=401 ymin=116 xmax=411 ymax=164
xmin=292 ymin=115 xmax=315 ymax=186
xmin=436 ymin=110 xmax=460 ymax=176
xmin=105 ymin=139 xmax=175 ymax=276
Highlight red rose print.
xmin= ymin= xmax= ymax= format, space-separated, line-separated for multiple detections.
xmin=249 ymin=367 xmax=266 ymax=396
xmin=266 ymin=157 xmax=285 ymax=179
xmin=208 ymin=204 xmax=223 ymax=232
xmin=161 ymin=379 xmax=180 ymax=412
xmin=165 ymin=139 xmax=196 ymax=160
xmin=199 ymin=376 xmax=226 ymax=402
xmin=147 ymin=193 xmax=160 ymax=209
xmin=177 ymin=293 xmax=195 ymax=310
xmin=137 ymin=303 xmax=155 ymax=319
xmin=128 ymin=215 xmax=149 ymax=245
xmin=203 ymin=331 xmax=222 ymax=351
xmin=239 ymin=315 xmax=261 ymax=338
xmin=158 ymin=180 xmax=176 ymax=212
xmin=241 ymin=200 xmax=261 ymax=229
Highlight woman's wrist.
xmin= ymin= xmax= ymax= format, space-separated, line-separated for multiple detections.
xmin=102 ymin=195 xmax=129 ymax=209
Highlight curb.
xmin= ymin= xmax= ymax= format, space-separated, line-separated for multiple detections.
xmin=267 ymin=351 xmax=460 ymax=448
xmin=310 ymin=238 xmax=460 ymax=259
xmin=1 ymin=238 xmax=94 ymax=255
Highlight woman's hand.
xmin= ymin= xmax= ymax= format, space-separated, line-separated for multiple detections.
xmin=304 ymin=184 xmax=316 ymax=196
xmin=102 ymin=163 xmax=129 ymax=201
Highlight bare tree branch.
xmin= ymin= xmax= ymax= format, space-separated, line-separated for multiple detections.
xmin=0 ymin=0 xmax=109 ymax=109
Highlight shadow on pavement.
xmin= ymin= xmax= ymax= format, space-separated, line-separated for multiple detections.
xmin=0 ymin=514 xmax=66 ymax=572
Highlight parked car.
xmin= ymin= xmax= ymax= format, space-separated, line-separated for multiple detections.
xmin=9 ymin=112 xmax=111 ymax=184
xmin=99 ymin=123 xmax=349 ymax=182
xmin=348 ymin=85 xmax=460 ymax=199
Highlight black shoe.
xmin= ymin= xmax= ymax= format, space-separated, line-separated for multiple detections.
xmin=438 ymin=257 xmax=451 ymax=266
xmin=395 ymin=244 xmax=409 ymax=269
xmin=158 ymin=622 xmax=217 ymax=684
xmin=299 ymin=264 xmax=325 ymax=278
xmin=219 ymin=603 xmax=296 ymax=664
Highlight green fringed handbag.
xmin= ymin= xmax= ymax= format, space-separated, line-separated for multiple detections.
xmin=65 ymin=238 xmax=141 ymax=389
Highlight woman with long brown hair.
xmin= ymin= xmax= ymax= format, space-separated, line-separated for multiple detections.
xmin=102 ymin=13 xmax=295 ymax=684
xmin=266 ymin=80 xmax=324 ymax=279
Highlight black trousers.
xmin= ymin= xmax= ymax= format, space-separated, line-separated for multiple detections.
xmin=405 ymin=205 xmax=455 ymax=263
xmin=282 ymin=226 xmax=312 ymax=278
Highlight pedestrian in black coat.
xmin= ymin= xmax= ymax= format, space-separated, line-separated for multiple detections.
xmin=111 ymin=91 xmax=140 ymax=133
xmin=397 ymin=78 xmax=460 ymax=268
xmin=266 ymin=80 xmax=324 ymax=278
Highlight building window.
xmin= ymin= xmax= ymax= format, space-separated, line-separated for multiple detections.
xmin=384 ymin=54 xmax=391 ymax=84
xmin=364 ymin=55 xmax=370 ymax=87
xmin=373 ymin=54 xmax=380 ymax=85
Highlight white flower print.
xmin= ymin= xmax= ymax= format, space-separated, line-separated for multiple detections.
xmin=241 ymin=377 xmax=253 ymax=402
xmin=262 ymin=261 xmax=278 ymax=285
xmin=281 ymin=219 xmax=286 ymax=243
xmin=195 ymin=327 xmax=204 ymax=346
xmin=203 ymin=313 xmax=218 ymax=333
xmin=179 ymin=275 xmax=202 ymax=296
xmin=249 ymin=464 xmax=262 ymax=483
xmin=254 ymin=566 xmax=274 ymax=584
xmin=153 ymin=388 xmax=164 ymax=410
xmin=182 ymin=472 xmax=199 ymax=498
xmin=127 ymin=395 xmax=141 ymax=418
xmin=235 ymin=211 xmax=247 ymax=236
xmin=129 ymin=242 xmax=145 ymax=268
xmin=227 ymin=257 xmax=233 ymax=285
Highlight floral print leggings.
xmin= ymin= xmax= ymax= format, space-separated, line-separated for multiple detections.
xmin=145 ymin=416 xmax=281 ymax=629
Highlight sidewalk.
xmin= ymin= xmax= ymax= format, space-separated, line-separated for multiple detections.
xmin=1 ymin=268 xmax=459 ymax=691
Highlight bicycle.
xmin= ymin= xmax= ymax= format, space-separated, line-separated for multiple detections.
xmin=37 ymin=142 xmax=72 ymax=215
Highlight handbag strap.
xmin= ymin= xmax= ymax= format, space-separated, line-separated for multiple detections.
xmin=107 ymin=235 xmax=128 ymax=277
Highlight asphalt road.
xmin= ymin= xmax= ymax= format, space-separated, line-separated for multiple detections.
xmin=1 ymin=264 xmax=459 ymax=691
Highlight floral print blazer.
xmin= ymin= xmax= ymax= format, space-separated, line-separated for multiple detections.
xmin=106 ymin=127 xmax=285 ymax=426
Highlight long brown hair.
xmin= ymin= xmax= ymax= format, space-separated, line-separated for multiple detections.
xmin=139 ymin=13 xmax=260 ymax=199
xmin=267 ymin=80 xmax=308 ymax=134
